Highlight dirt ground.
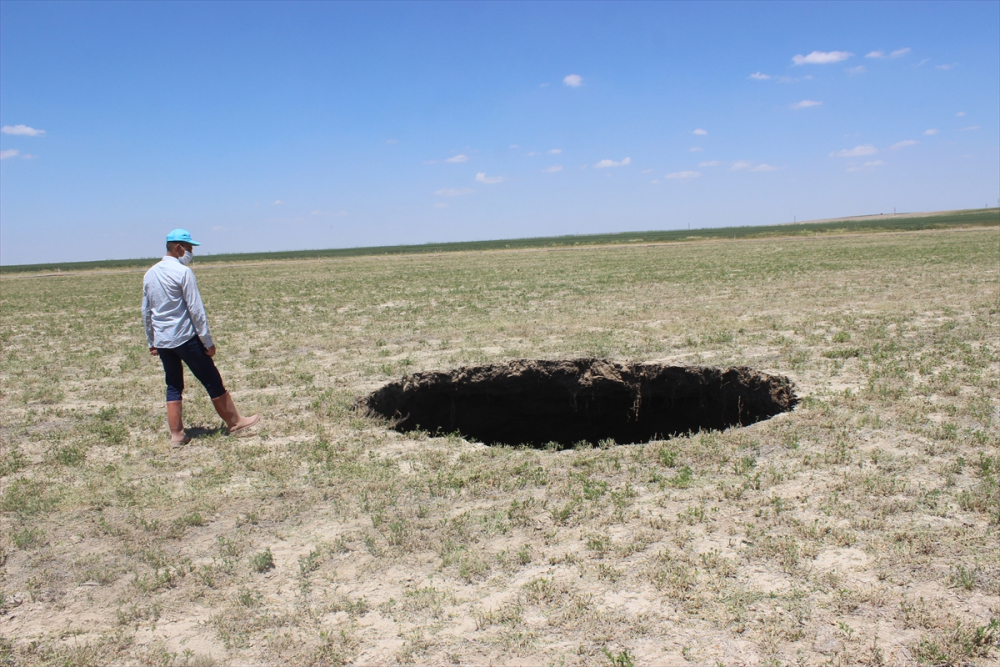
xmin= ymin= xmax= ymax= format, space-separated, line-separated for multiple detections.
xmin=1 ymin=226 xmax=998 ymax=666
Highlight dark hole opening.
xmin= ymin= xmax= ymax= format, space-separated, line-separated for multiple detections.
xmin=359 ymin=359 xmax=798 ymax=448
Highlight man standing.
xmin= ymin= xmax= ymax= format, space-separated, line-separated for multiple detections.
xmin=142 ymin=229 xmax=259 ymax=445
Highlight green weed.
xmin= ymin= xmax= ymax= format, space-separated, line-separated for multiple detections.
xmin=249 ymin=548 xmax=274 ymax=573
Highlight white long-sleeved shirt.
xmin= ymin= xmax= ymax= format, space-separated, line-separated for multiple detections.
xmin=142 ymin=256 xmax=214 ymax=349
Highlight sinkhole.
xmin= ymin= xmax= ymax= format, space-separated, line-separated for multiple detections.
xmin=359 ymin=358 xmax=797 ymax=448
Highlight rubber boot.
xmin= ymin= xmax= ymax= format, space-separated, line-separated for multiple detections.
xmin=167 ymin=401 xmax=190 ymax=446
xmin=211 ymin=391 xmax=260 ymax=436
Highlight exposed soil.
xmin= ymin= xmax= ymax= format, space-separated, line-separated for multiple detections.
xmin=359 ymin=358 xmax=798 ymax=446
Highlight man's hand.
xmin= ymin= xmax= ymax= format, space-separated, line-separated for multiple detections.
xmin=206 ymin=345 xmax=216 ymax=357
xmin=150 ymin=347 xmax=159 ymax=356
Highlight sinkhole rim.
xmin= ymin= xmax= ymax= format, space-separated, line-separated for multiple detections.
xmin=357 ymin=358 xmax=798 ymax=448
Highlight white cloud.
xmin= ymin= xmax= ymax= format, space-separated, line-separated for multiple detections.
xmin=936 ymin=63 xmax=956 ymax=70
xmin=434 ymin=187 xmax=474 ymax=197
xmin=831 ymin=144 xmax=878 ymax=157
xmin=1 ymin=124 xmax=45 ymax=136
xmin=793 ymin=50 xmax=852 ymax=65
xmin=445 ymin=154 xmax=469 ymax=163
xmin=664 ymin=171 xmax=700 ymax=179
xmin=847 ymin=160 xmax=886 ymax=172
xmin=955 ymin=111 xmax=966 ymax=116
xmin=917 ymin=58 xmax=929 ymax=66
xmin=641 ymin=168 xmax=653 ymax=174
xmin=728 ymin=160 xmax=777 ymax=172
xmin=0 ymin=149 xmax=19 ymax=160
xmin=310 ymin=210 xmax=348 ymax=216
xmin=273 ymin=200 xmax=283 ymax=205
xmin=846 ymin=66 xmax=866 ymax=75
xmin=385 ymin=139 xmax=398 ymax=144
xmin=526 ymin=151 xmax=538 ymax=156
xmin=791 ymin=99 xmax=822 ymax=109
xmin=434 ymin=202 xmax=449 ymax=208
xmin=212 ymin=226 xmax=226 ymax=232
xmin=693 ymin=128 xmax=707 ymax=136
xmin=594 ymin=157 xmax=630 ymax=168
xmin=750 ymin=72 xmax=771 ymax=80
xmin=475 ymin=172 xmax=506 ymax=184
xmin=20 ymin=153 xmax=37 ymax=159
xmin=868 ymin=49 xmax=913 ymax=61
xmin=547 ymin=148 xmax=562 ymax=154
xmin=563 ymin=74 xmax=582 ymax=87
xmin=889 ymin=140 xmax=918 ymax=150
xmin=510 ymin=144 xmax=520 ymax=149
xmin=923 ymin=128 xmax=939 ymax=135
xmin=959 ymin=126 xmax=980 ymax=131
xmin=542 ymin=165 xmax=563 ymax=173
xmin=689 ymin=147 xmax=704 ymax=152
xmin=698 ymin=161 xmax=720 ymax=167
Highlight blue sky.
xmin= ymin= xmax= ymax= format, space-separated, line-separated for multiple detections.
xmin=1 ymin=1 xmax=997 ymax=265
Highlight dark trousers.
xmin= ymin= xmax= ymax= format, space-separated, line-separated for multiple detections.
xmin=158 ymin=336 xmax=227 ymax=402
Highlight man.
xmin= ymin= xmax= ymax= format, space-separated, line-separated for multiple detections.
xmin=142 ymin=229 xmax=259 ymax=445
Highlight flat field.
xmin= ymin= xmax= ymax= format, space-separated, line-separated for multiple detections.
xmin=1 ymin=226 xmax=998 ymax=666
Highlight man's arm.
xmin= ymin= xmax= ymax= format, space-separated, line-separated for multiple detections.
xmin=142 ymin=282 xmax=158 ymax=355
xmin=181 ymin=270 xmax=215 ymax=350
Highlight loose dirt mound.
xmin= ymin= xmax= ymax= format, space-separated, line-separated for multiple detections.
xmin=359 ymin=359 xmax=797 ymax=447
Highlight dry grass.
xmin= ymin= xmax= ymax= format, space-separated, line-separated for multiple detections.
xmin=1 ymin=227 xmax=998 ymax=665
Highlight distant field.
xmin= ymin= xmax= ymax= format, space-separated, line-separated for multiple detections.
xmin=1 ymin=207 xmax=997 ymax=274
xmin=1 ymin=226 xmax=998 ymax=665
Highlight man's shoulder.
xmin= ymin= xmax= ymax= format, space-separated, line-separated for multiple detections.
xmin=144 ymin=257 xmax=188 ymax=283
xmin=143 ymin=261 xmax=160 ymax=282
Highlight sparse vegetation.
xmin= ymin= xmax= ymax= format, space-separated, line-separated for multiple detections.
xmin=1 ymin=225 xmax=997 ymax=664
xmin=249 ymin=548 xmax=274 ymax=573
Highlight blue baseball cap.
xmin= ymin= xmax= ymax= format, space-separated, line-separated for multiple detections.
xmin=165 ymin=229 xmax=201 ymax=246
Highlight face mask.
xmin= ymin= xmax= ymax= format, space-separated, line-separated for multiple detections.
xmin=178 ymin=250 xmax=193 ymax=266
